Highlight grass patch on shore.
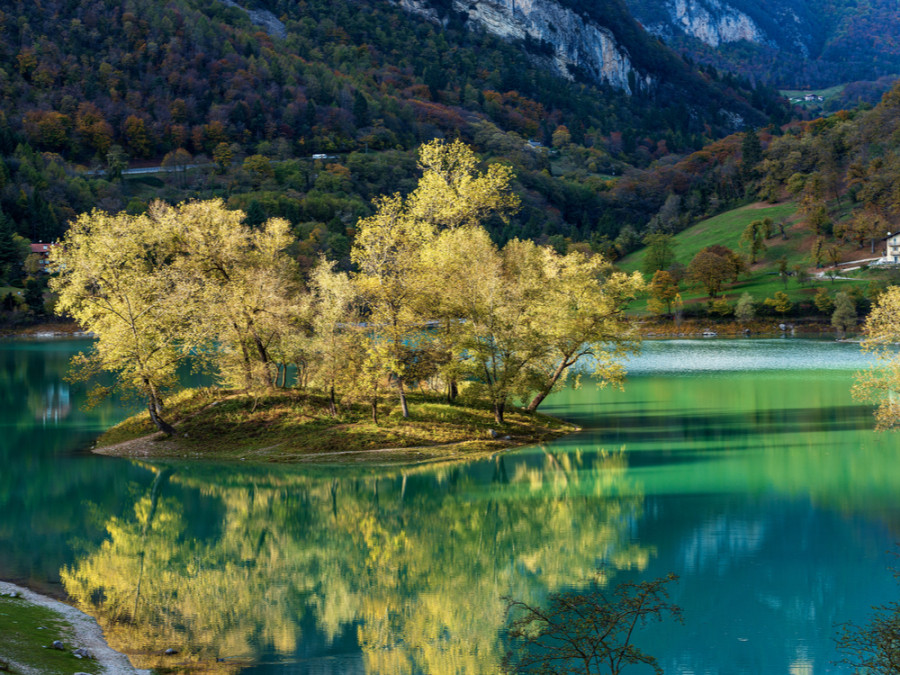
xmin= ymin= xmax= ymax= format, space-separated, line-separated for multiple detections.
xmin=0 ymin=595 xmax=100 ymax=675
xmin=95 ymin=388 xmax=577 ymax=464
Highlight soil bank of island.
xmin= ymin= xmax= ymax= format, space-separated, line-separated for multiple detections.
xmin=95 ymin=388 xmax=578 ymax=464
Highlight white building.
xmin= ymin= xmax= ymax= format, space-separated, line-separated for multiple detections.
xmin=882 ymin=232 xmax=900 ymax=264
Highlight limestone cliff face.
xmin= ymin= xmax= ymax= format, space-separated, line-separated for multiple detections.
xmin=632 ymin=0 xmax=811 ymax=56
xmin=398 ymin=0 xmax=648 ymax=94
xmin=663 ymin=0 xmax=763 ymax=47
xmin=219 ymin=0 xmax=287 ymax=39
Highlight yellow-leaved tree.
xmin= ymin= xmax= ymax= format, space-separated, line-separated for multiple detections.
xmin=524 ymin=251 xmax=643 ymax=413
xmin=456 ymin=236 xmax=550 ymax=424
xmin=854 ymin=286 xmax=900 ymax=430
xmin=50 ymin=208 xmax=207 ymax=434
xmin=422 ymin=230 xmax=643 ymax=422
xmin=51 ymin=199 xmax=304 ymax=434
xmin=407 ymin=138 xmax=519 ymax=230
xmin=351 ymin=194 xmax=435 ymax=418
xmin=351 ymin=139 xmax=519 ymax=418
xmin=308 ymin=256 xmax=364 ymax=416
xmin=157 ymin=199 xmax=301 ymax=391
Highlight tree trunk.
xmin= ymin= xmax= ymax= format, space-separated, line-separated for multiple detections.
xmin=239 ymin=340 xmax=253 ymax=390
xmin=145 ymin=381 xmax=176 ymax=435
xmin=132 ymin=468 xmax=172 ymax=622
xmin=526 ymin=389 xmax=551 ymax=413
xmin=398 ymin=378 xmax=409 ymax=418
xmin=371 ymin=396 xmax=378 ymax=425
xmin=252 ymin=334 xmax=273 ymax=388
xmin=147 ymin=398 xmax=176 ymax=436
xmin=293 ymin=362 xmax=305 ymax=390
xmin=329 ymin=382 xmax=337 ymax=417
xmin=330 ymin=478 xmax=339 ymax=518
xmin=493 ymin=400 xmax=505 ymax=425
xmin=449 ymin=379 xmax=458 ymax=402
xmin=526 ymin=360 xmax=570 ymax=413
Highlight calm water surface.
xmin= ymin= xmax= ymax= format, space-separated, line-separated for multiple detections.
xmin=1 ymin=338 xmax=898 ymax=674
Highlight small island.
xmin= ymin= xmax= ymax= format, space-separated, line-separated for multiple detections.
xmin=95 ymin=388 xmax=578 ymax=463
xmin=50 ymin=141 xmax=640 ymax=462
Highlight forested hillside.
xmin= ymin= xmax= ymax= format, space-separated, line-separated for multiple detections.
xmin=0 ymin=0 xmax=788 ymax=269
xmin=624 ymin=0 xmax=900 ymax=89
xmin=755 ymin=82 xmax=900 ymax=235
xmin=627 ymin=80 xmax=900 ymax=324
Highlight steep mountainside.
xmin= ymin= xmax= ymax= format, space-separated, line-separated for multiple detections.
xmin=400 ymin=0 xmax=644 ymax=93
xmin=400 ymin=0 xmax=748 ymax=100
xmin=624 ymin=0 xmax=900 ymax=88
xmin=0 ymin=0 xmax=787 ymax=258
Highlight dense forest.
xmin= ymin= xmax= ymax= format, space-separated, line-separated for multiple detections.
xmin=628 ymin=79 xmax=900 ymax=326
xmin=624 ymin=0 xmax=900 ymax=89
xmin=753 ymin=82 xmax=900 ymax=243
xmin=0 ymin=0 xmax=791 ymax=281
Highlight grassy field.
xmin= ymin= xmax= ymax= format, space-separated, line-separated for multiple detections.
xmin=95 ymin=387 xmax=577 ymax=463
xmin=620 ymin=202 xmax=798 ymax=274
xmin=0 ymin=595 xmax=100 ymax=675
xmin=781 ymin=84 xmax=846 ymax=99
xmin=780 ymin=84 xmax=847 ymax=110
xmin=619 ymin=200 xmax=876 ymax=311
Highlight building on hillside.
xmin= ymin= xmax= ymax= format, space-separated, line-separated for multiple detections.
xmin=881 ymin=232 xmax=900 ymax=264
xmin=29 ymin=242 xmax=56 ymax=272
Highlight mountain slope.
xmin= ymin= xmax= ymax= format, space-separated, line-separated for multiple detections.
xmin=0 ymin=0 xmax=787 ymax=251
xmin=623 ymin=0 xmax=900 ymax=88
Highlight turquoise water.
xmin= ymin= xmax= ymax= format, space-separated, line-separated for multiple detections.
xmin=1 ymin=338 xmax=897 ymax=673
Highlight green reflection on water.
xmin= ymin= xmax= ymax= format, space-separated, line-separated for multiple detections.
xmin=543 ymin=366 xmax=900 ymax=510
xmin=0 ymin=340 xmax=147 ymax=591
xmin=3 ymin=339 xmax=900 ymax=674
xmin=61 ymin=451 xmax=648 ymax=673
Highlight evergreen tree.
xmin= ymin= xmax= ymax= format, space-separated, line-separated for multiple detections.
xmin=741 ymin=128 xmax=762 ymax=184
xmin=244 ymin=200 xmax=267 ymax=228
xmin=0 ymin=210 xmax=22 ymax=283
xmin=24 ymin=278 xmax=45 ymax=314
xmin=352 ymin=91 xmax=370 ymax=128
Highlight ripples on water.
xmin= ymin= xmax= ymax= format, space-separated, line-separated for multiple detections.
xmin=627 ymin=338 xmax=875 ymax=374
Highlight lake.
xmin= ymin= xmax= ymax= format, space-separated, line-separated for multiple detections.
xmin=1 ymin=337 xmax=897 ymax=674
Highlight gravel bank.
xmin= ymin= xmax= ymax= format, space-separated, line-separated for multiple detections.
xmin=0 ymin=581 xmax=149 ymax=675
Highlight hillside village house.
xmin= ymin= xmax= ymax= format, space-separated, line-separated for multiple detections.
xmin=29 ymin=243 xmax=55 ymax=272
xmin=883 ymin=233 xmax=900 ymax=264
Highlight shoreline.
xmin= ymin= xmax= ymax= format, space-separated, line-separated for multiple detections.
xmin=91 ymin=388 xmax=579 ymax=465
xmin=635 ymin=317 xmax=851 ymax=339
xmin=0 ymin=580 xmax=149 ymax=675
xmin=1 ymin=319 xmax=851 ymax=341
xmin=0 ymin=320 xmax=91 ymax=339
xmin=93 ymin=429 xmax=576 ymax=464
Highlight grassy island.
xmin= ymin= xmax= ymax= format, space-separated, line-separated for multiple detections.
xmin=95 ymin=388 xmax=578 ymax=464
xmin=54 ymin=144 xmax=638 ymax=457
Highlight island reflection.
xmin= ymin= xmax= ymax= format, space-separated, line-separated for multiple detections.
xmin=62 ymin=449 xmax=647 ymax=673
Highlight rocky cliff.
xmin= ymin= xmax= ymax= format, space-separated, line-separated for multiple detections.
xmin=641 ymin=0 xmax=765 ymax=47
xmin=399 ymin=0 xmax=649 ymax=93
xmin=623 ymin=0 xmax=900 ymax=88
xmin=219 ymin=0 xmax=287 ymax=39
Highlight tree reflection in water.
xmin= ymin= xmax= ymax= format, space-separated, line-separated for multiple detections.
xmin=62 ymin=448 xmax=647 ymax=673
